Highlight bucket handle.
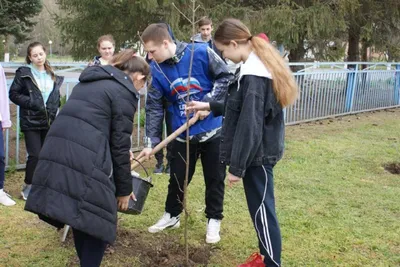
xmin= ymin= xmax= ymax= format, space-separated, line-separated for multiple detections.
xmin=131 ymin=158 xmax=150 ymax=178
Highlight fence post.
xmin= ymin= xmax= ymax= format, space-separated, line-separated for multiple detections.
xmin=395 ymin=64 xmax=400 ymax=105
xmin=345 ymin=64 xmax=358 ymax=112
xmin=283 ymin=108 xmax=287 ymax=123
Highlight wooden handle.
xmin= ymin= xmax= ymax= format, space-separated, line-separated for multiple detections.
xmin=131 ymin=113 xmax=200 ymax=170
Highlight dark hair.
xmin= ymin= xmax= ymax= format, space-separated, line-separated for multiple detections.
xmin=97 ymin=34 xmax=115 ymax=49
xmin=141 ymin=23 xmax=172 ymax=45
xmin=214 ymin=19 xmax=298 ymax=107
xmin=198 ymin=17 xmax=212 ymax=28
xmin=110 ymin=49 xmax=150 ymax=77
xmin=26 ymin=42 xmax=55 ymax=81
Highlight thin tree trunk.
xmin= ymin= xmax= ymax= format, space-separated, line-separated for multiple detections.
xmin=347 ymin=23 xmax=360 ymax=63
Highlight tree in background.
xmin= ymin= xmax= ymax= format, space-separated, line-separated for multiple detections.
xmin=54 ymin=0 xmax=400 ymax=62
xmin=55 ymin=0 xmax=206 ymax=60
xmin=342 ymin=0 xmax=400 ymax=62
xmin=0 ymin=0 xmax=42 ymax=54
xmin=208 ymin=0 xmax=347 ymax=62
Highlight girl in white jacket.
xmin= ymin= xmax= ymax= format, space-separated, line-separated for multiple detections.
xmin=0 ymin=64 xmax=16 ymax=206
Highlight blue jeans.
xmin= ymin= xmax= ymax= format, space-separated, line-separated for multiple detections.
xmin=0 ymin=121 xmax=5 ymax=189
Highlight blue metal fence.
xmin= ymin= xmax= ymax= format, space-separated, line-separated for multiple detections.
xmin=2 ymin=62 xmax=400 ymax=170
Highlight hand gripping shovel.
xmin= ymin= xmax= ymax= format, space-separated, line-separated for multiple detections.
xmin=131 ymin=112 xmax=200 ymax=170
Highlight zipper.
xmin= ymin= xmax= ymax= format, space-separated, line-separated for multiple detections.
xmin=21 ymin=75 xmax=50 ymax=126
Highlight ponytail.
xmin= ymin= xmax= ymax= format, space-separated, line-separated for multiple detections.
xmin=44 ymin=60 xmax=56 ymax=81
xmin=251 ymin=36 xmax=297 ymax=107
xmin=215 ymin=18 xmax=298 ymax=107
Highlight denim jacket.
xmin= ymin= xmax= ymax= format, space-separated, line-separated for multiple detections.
xmin=220 ymin=52 xmax=285 ymax=177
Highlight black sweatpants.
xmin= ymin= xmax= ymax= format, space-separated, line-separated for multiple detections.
xmin=23 ymin=130 xmax=48 ymax=185
xmin=243 ymin=164 xmax=282 ymax=267
xmin=165 ymin=137 xmax=225 ymax=219
xmin=72 ymin=228 xmax=108 ymax=267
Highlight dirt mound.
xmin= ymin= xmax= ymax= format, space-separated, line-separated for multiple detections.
xmin=383 ymin=162 xmax=400 ymax=175
xmin=67 ymin=228 xmax=212 ymax=267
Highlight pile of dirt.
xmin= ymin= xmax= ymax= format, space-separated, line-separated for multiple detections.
xmin=67 ymin=228 xmax=212 ymax=267
xmin=383 ymin=162 xmax=400 ymax=175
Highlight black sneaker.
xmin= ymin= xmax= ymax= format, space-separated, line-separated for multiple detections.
xmin=153 ymin=163 xmax=164 ymax=175
xmin=164 ymin=163 xmax=170 ymax=174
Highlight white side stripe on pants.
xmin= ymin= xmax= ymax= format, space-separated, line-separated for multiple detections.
xmin=253 ymin=166 xmax=280 ymax=267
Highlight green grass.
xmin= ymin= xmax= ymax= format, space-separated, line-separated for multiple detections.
xmin=1 ymin=109 xmax=399 ymax=266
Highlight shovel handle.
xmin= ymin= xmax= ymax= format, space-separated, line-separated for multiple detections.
xmin=131 ymin=113 xmax=200 ymax=170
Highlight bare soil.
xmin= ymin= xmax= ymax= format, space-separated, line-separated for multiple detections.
xmin=383 ymin=162 xmax=400 ymax=175
xmin=65 ymin=228 xmax=213 ymax=267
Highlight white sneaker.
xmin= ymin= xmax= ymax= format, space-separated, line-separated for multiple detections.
xmin=0 ymin=189 xmax=16 ymax=206
xmin=206 ymin=219 xmax=221 ymax=244
xmin=148 ymin=212 xmax=180 ymax=233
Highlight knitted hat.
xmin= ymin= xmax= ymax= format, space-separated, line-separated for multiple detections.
xmin=257 ymin=33 xmax=270 ymax=43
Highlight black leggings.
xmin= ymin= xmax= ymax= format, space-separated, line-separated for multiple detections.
xmin=23 ymin=130 xmax=48 ymax=185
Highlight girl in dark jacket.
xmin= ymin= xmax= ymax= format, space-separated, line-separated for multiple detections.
xmin=187 ymin=19 xmax=298 ymax=267
xmin=9 ymin=42 xmax=64 ymax=201
xmin=25 ymin=49 xmax=150 ymax=267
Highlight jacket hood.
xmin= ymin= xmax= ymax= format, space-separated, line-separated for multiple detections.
xmin=79 ymin=65 xmax=138 ymax=97
xmin=17 ymin=66 xmax=64 ymax=86
xmin=163 ymin=41 xmax=188 ymax=65
xmin=191 ymin=33 xmax=211 ymax=43
xmin=240 ymin=52 xmax=272 ymax=80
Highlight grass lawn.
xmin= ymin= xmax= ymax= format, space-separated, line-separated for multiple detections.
xmin=0 ymin=108 xmax=399 ymax=267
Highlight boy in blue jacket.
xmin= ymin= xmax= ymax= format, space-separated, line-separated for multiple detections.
xmin=137 ymin=23 xmax=233 ymax=244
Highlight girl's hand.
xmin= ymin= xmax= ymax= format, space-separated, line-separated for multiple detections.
xmin=197 ymin=110 xmax=210 ymax=120
xmin=117 ymin=193 xmax=137 ymax=211
xmin=186 ymin=101 xmax=210 ymax=113
xmin=227 ymin=173 xmax=241 ymax=188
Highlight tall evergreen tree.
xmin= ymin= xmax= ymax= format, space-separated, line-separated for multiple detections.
xmin=0 ymin=0 xmax=42 ymax=43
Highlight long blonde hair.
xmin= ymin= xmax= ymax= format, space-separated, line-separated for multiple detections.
xmin=214 ymin=19 xmax=298 ymax=107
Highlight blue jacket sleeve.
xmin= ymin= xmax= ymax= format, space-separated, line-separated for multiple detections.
xmin=202 ymin=47 xmax=234 ymax=102
xmin=144 ymin=78 xmax=165 ymax=148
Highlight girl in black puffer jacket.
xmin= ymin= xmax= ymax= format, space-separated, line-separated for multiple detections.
xmin=25 ymin=49 xmax=150 ymax=267
xmin=9 ymin=42 xmax=63 ymax=201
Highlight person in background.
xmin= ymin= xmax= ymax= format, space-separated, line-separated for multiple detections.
xmin=0 ymin=64 xmax=15 ymax=206
xmin=9 ymin=42 xmax=63 ymax=201
xmin=188 ymin=18 xmax=298 ymax=266
xmin=89 ymin=34 xmax=116 ymax=66
xmin=190 ymin=17 xmax=242 ymax=74
xmin=25 ymin=49 xmax=150 ymax=267
xmin=191 ymin=17 xmax=221 ymax=58
xmin=258 ymin=33 xmax=270 ymax=43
